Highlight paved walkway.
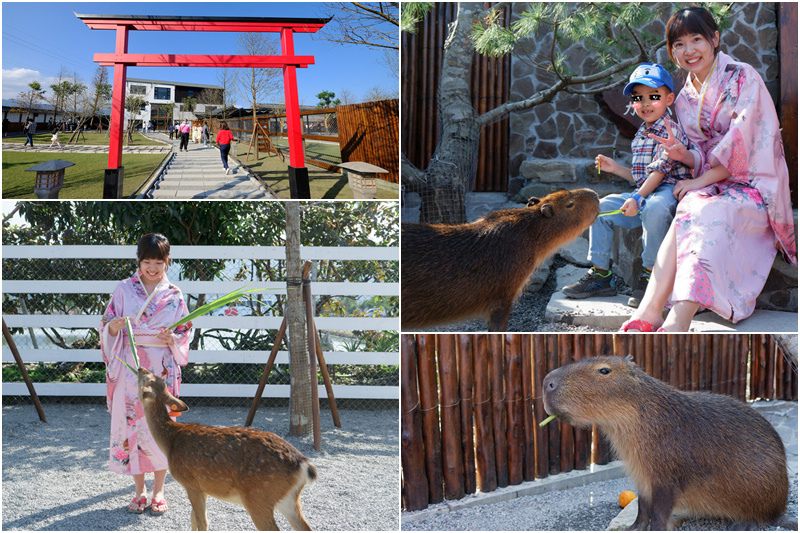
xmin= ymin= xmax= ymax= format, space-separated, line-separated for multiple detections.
xmin=1 ymin=142 xmax=170 ymax=154
xmin=143 ymin=133 xmax=276 ymax=199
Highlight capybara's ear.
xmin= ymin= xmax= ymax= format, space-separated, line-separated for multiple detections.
xmin=541 ymin=203 xmax=554 ymax=218
xmin=624 ymin=354 xmax=637 ymax=366
xmin=526 ymin=197 xmax=541 ymax=207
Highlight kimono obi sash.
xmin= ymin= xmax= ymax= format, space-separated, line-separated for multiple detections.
xmin=120 ymin=328 xmax=169 ymax=346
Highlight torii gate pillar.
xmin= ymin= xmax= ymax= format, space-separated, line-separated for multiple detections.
xmin=281 ymin=27 xmax=309 ymax=199
xmin=104 ymin=24 xmax=129 ymax=198
xmin=76 ymin=13 xmax=330 ymax=199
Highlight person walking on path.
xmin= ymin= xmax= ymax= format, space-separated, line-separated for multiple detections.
xmin=168 ymin=123 xmax=174 ymax=140
xmin=202 ymin=121 xmax=210 ymax=147
xmin=23 ymin=119 xmax=36 ymax=147
xmin=48 ymin=122 xmax=64 ymax=149
xmin=216 ymin=121 xmax=234 ymax=175
xmin=178 ymin=119 xmax=191 ymax=152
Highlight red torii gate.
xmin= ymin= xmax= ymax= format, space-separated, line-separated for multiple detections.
xmin=76 ymin=13 xmax=331 ymax=199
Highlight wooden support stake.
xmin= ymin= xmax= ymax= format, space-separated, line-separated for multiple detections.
xmin=313 ymin=321 xmax=341 ymax=427
xmin=245 ymin=317 xmax=287 ymax=427
xmin=2 ymin=319 xmax=46 ymax=423
xmin=302 ymin=261 xmax=322 ymax=451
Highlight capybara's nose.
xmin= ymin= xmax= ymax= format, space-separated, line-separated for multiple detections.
xmin=543 ymin=374 xmax=557 ymax=393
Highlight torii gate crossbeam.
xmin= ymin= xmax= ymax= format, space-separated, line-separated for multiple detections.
xmin=76 ymin=13 xmax=331 ymax=199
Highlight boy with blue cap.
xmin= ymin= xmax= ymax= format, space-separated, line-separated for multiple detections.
xmin=563 ymin=63 xmax=700 ymax=307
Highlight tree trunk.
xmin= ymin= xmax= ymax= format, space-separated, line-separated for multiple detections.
xmin=286 ymin=202 xmax=312 ymax=436
xmin=410 ymin=2 xmax=484 ymax=225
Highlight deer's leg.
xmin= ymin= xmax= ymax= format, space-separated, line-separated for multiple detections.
xmin=276 ymin=487 xmax=312 ymax=531
xmin=185 ymin=489 xmax=209 ymax=531
xmin=242 ymin=494 xmax=279 ymax=531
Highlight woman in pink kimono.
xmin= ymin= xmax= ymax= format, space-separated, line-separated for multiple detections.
xmin=100 ymin=233 xmax=191 ymax=514
xmin=621 ymin=6 xmax=797 ymax=332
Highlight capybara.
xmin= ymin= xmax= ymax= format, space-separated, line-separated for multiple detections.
xmin=543 ymin=356 xmax=788 ymax=530
xmin=401 ymin=188 xmax=599 ymax=331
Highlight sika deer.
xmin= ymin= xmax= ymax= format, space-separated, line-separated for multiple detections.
xmin=137 ymin=368 xmax=316 ymax=531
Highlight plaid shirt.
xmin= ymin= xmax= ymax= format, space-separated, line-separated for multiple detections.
xmin=631 ymin=113 xmax=693 ymax=187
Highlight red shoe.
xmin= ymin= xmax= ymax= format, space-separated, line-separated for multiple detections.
xmin=619 ymin=319 xmax=657 ymax=332
xmin=127 ymin=496 xmax=147 ymax=514
xmin=150 ymin=498 xmax=168 ymax=515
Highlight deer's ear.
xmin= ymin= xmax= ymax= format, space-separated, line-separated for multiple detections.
xmin=169 ymin=401 xmax=189 ymax=413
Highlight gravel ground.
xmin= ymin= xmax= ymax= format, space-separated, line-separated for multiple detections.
xmin=402 ymin=474 xmax=798 ymax=531
xmin=2 ymin=401 xmax=399 ymax=531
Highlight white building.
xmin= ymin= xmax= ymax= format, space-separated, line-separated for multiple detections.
xmin=125 ymin=78 xmax=224 ymax=130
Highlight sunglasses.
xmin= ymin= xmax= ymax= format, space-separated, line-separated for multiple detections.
xmin=630 ymin=94 xmax=663 ymax=103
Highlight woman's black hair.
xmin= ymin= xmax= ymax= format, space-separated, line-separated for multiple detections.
xmin=220 ymin=121 xmax=230 ymax=131
xmin=137 ymin=233 xmax=171 ymax=264
xmin=666 ymin=6 xmax=720 ymax=64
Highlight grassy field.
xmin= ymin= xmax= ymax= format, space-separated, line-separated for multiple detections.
xmin=235 ymin=150 xmax=397 ymax=200
xmin=4 ymin=132 xmax=164 ymax=146
xmin=2 ymin=152 xmax=168 ymax=198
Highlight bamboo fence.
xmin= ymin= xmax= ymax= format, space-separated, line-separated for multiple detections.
xmin=401 ymin=333 xmax=797 ymax=511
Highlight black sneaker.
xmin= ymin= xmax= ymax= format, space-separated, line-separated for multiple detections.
xmin=562 ymin=267 xmax=616 ymax=299
xmin=627 ymin=270 xmax=651 ymax=308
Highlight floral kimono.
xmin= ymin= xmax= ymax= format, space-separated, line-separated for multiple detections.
xmin=671 ymin=52 xmax=797 ymax=323
xmin=99 ymin=271 xmax=191 ymax=475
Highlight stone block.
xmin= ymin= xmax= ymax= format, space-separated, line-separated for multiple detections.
xmin=524 ymin=255 xmax=553 ymax=293
xmin=532 ymin=141 xmax=559 ymax=160
xmin=514 ymin=182 xmax=557 ymax=203
xmin=611 ymin=225 xmax=643 ymax=289
xmin=558 ymin=234 xmax=591 ymax=267
xmin=519 ymin=159 xmax=578 ymax=183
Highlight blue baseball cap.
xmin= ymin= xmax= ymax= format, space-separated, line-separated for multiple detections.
xmin=622 ymin=63 xmax=674 ymax=95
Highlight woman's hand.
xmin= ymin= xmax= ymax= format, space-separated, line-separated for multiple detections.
xmin=672 ymin=179 xmax=705 ymax=201
xmin=648 ymin=122 xmax=691 ymax=166
xmin=107 ymin=317 xmax=129 ymax=336
xmin=156 ymin=328 xmax=177 ymax=347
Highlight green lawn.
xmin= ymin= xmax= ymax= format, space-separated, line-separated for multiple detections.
xmin=235 ymin=150 xmax=397 ymax=200
xmin=4 ymin=132 xmax=164 ymax=146
xmin=2 ymin=151 xmax=168 ymax=198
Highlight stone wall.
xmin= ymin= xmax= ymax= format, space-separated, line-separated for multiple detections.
xmin=508 ymin=2 xmax=780 ymax=199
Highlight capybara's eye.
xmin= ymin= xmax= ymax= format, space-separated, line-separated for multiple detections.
xmin=598 ymin=367 xmax=611 ymax=375
xmin=566 ymin=201 xmax=574 ymax=208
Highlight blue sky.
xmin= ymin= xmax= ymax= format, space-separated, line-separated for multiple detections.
xmin=2 ymin=2 xmax=398 ymax=107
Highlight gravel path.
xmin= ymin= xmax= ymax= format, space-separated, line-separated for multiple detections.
xmin=402 ymin=476 xmax=797 ymax=531
xmin=2 ymin=402 xmax=399 ymax=531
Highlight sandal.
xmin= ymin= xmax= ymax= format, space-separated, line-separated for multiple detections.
xmin=150 ymin=498 xmax=168 ymax=515
xmin=619 ymin=319 xmax=658 ymax=332
xmin=127 ymin=496 xmax=148 ymax=514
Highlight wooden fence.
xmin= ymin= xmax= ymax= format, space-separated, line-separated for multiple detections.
xmin=401 ymin=333 xmax=797 ymax=511
xmin=400 ymin=2 xmax=510 ymax=192
xmin=2 ymin=244 xmax=399 ymax=400
xmin=336 ymin=100 xmax=399 ymax=184
xmin=210 ymin=99 xmax=399 ymax=184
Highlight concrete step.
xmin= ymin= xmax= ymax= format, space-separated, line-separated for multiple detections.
xmin=547 ymin=263 xmax=799 ymax=332
xmin=141 ymin=132 xmax=273 ymax=199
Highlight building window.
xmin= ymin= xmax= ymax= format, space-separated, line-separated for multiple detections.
xmin=130 ymin=85 xmax=146 ymax=95
xmin=154 ymin=87 xmax=171 ymax=100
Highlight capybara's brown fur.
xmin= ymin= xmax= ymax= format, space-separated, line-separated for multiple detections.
xmin=401 ymin=188 xmax=599 ymax=331
xmin=543 ymin=356 xmax=788 ymax=531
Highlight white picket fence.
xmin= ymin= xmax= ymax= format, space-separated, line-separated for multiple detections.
xmin=2 ymin=244 xmax=399 ymax=399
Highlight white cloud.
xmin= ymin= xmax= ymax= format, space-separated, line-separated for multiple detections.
xmin=2 ymin=68 xmax=56 ymax=100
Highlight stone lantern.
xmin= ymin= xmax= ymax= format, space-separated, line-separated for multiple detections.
xmin=25 ymin=160 xmax=75 ymax=199
xmin=338 ymin=161 xmax=388 ymax=200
